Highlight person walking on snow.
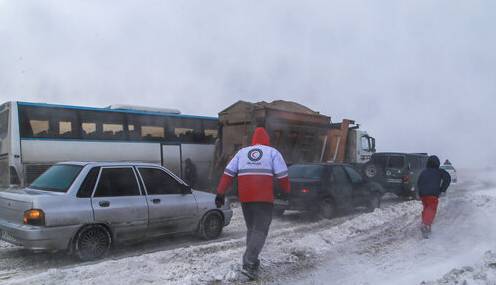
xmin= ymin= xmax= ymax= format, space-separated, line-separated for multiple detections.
xmin=417 ymin=155 xmax=451 ymax=238
xmin=215 ymin=127 xmax=290 ymax=279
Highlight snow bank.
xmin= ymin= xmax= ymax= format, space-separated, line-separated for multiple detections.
xmin=421 ymin=251 xmax=496 ymax=285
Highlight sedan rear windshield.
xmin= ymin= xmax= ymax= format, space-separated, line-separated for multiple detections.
xmin=288 ymin=165 xmax=323 ymax=179
xmin=30 ymin=165 xmax=83 ymax=192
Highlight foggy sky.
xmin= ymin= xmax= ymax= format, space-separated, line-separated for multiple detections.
xmin=0 ymin=0 xmax=495 ymax=168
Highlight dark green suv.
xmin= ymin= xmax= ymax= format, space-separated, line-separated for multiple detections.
xmin=362 ymin=152 xmax=428 ymax=198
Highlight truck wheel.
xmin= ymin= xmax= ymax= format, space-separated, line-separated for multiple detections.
xmin=199 ymin=211 xmax=224 ymax=240
xmin=319 ymin=198 xmax=336 ymax=219
xmin=74 ymin=225 xmax=111 ymax=261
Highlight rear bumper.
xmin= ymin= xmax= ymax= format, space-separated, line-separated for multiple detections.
xmin=0 ymin=220 xmax=79 ymax=251
xmin=382 ymin=181 xmax=416 ymax=196
xmin=276 ymin=193 xmax=319 ymax=211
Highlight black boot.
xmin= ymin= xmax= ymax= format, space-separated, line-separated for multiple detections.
xmin=241 ymin=263 xmax=258 ymax=280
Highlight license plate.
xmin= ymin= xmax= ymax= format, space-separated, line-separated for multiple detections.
xmin=274 ymin=199 xmax=289 ymax=206
xmin=386 ymin=179 xmax=402 ymax=183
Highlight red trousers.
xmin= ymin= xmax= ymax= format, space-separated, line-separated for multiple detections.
xmin=421 ymin=196 xmax=439 ymax=226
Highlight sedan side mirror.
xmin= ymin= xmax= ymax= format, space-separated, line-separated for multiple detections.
xmin=182 ymin=184 xmax=192 ymax=194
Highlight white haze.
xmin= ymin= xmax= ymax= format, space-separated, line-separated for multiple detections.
xmin=0 ymin=0 xmax=495 ymax=168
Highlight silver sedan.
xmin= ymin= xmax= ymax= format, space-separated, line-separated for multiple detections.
xmin=0 ymin=162 xmax=232 ymax=260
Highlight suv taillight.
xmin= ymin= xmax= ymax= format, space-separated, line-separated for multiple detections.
xmin=301 ymin=188 xmax=310 ymax=193
xmin=24 ymin=209 xmax=45 ymax=226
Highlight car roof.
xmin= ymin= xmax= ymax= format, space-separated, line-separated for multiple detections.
xmin=58 ymin=161 xmax=163 ymax=168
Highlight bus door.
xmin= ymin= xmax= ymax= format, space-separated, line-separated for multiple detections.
xmin=161 ymin=144 xmax=183 ymax=179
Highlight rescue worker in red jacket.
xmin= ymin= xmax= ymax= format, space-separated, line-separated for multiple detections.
xmin=417 ymin=155 xmax=451 ymax=237
xmin=215 ymin=127 xmax=290 ymax=279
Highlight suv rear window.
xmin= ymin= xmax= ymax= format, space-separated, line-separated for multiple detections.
xmin=371 ymin=156 xmax=387 ymax=168
xmin=30 ymin=164 xmax=83 ymax=192
xmin=288 ymin=165 xmax=323 ymax=179
xmin=388 ymin=156 xmax=405 ymax=168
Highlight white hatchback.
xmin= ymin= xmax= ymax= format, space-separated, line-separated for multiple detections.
xmin=440 ymin=164 xmax=457 ymax=184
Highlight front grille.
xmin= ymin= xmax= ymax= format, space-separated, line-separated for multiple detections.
xmin=24 ymin=164 xmax=52 ymax=184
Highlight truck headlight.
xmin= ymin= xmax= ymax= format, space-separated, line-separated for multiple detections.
xmin=23 ymin=209 xmax=45 ymax=226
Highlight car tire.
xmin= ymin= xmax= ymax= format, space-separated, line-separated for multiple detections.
xmin=273 ymin=208 xmax=285 ymax=217
xmin=199 ymin=211 xmax=224 ymax=240
xmin=319 ymin=198 xmax=336 ymax=219
xmin=74 ymin=225 xmax=112 ymax=261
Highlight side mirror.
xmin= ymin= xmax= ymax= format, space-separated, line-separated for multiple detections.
xmin=182 ymin=184 xmax=192 ymax=194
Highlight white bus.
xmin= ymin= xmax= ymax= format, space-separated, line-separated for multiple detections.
xmin=0 ymin=101 xmax=218 ymax=190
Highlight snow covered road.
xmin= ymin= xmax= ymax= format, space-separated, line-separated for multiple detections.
xmin=1 ymin=169 xmax=495 ymax=284
xmin=291 ymin=173 xmax=496 ymax=285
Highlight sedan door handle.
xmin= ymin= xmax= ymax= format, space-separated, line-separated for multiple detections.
xmin=99 ymin=201 xmax=110 ymax=207
xmin=152 ymin=198 xmax=161 ymax=204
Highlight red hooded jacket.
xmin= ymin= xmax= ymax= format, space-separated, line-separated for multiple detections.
xmin=216 ymin=128 xmax=290 ymax=203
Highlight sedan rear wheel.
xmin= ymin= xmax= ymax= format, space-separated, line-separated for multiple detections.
xmin=74 ymin=225 xmax=111 ymax=261
xmin=199 ymin=211 xmax=223 ymax=240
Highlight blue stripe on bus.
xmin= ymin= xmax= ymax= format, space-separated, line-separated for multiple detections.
xmin=20 ymin=137 xmax=215 ymax=145
xmin=16 ymin=101 xmax=218 ymax=121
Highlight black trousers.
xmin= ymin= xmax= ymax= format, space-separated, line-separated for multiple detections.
xmin=241 ymin=202 xmax=273 ymax=267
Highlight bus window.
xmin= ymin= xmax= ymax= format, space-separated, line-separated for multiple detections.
xmin=79 ymin=110 xmax=125 ymax=140
xmin=19 ymin=106 xmax=79 ymax=138
xmin=127 ymin=124 xmax=136 ymax=136
xmin=30 ymin=120 xmax=50 ymax=136
xmin=170 ymin=118 xmax=202 ymax=143
xmin=141 ymin=126 xmax=164 ymax=139
xmin=103 ymin=123 xmax=124 ymax=138
xmin=52 ymin=108 xmax=79 ymax=139
xmin=19 ymin=106 xmax=51 ymax=137
xmin=203 ymin=120 xmax=218 ymax=143
xmin=59 ymin=121 xmax=72 ymax=137
xmin=128 ymin=114 xmax=166 ymax=141
xmin=82 ymin=122 xmax=97 ymax=138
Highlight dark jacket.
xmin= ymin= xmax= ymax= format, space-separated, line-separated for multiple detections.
xmin=418 ymin=155 xmax=451 ymax=197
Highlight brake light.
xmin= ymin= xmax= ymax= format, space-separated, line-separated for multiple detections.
xmin=402 ymin=175 xmax=410 ymax=183
xmin=301 ymin=188 xmax=310 ymax=193
xmin=24 ymin=209 xmax=45 ymax=226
